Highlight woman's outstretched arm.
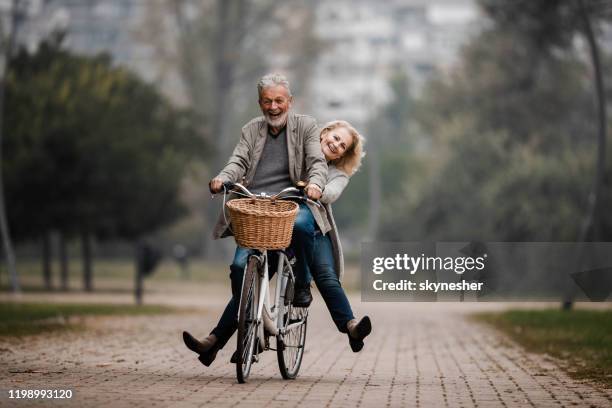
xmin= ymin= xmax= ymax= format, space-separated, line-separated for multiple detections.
xmin=320 ymin=167 xmax=350 ymax=204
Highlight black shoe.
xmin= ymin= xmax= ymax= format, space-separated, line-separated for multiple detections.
xmin=183 ymin=331 xmax=219 ymax=367
xmin=230 ymin=349 xmax=239 ymax=364
xmin=197 ymin=349 xmax=219 ymax=367
xmin=292 ymin=285 xmax=312 ymax=307
xmin=347 ymin=316 xmax=372 ymax=353
xmin=230 ymin=341 xmax=263 ymax=364
xmin=348 ymin=337 xmax=364 ymax=352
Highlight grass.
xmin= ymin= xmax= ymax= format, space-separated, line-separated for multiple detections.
xmin=0 ymin=258 xmax=362 ymax=292
xmin=0 ymin=258 xmax=228 ymax=292
xmin=474 ymin=309 xmax=612 ymax=388
xmin=0 ymin=301 xmax=180 ymax=337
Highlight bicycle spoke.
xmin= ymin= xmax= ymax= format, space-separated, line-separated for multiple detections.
xmin=277 ymin=300 xmax=307 ymax=379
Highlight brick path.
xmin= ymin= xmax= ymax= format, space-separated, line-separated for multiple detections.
xmin=1 ymin=287 xmax=611 ymax=408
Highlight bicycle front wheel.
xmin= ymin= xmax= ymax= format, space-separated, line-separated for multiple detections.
xmin=236 ymin=256 xmax=260 ymax=383
xmin=277 ymin=302 xmax=308 ymax=379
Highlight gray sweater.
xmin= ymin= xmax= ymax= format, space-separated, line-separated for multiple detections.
xmin=321 ymin=165 xmax=349 ymax=204
xmin=248 ymin=127 xmax=292 ymax=194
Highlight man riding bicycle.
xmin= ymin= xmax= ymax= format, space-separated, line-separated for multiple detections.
xmin=183 ymin=73 xmax=328 ymax=366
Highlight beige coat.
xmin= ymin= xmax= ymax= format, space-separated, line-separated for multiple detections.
xmin=320 ymin=165 xmax=350 ymax=281
xmin=212 ymin=112 xmax=329 ymax=240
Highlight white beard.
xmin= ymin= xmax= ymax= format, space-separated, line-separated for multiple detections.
xmin=264 ymin=111 xmax=289 ymax=129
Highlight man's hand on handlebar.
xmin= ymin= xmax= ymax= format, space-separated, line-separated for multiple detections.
xmin=210 ymin=178 xmax=321 ymax=201
xmin=305 ymin=184 xmax=322 ymax=200
xmin=209 ymin=177 xmax=224 ymax=194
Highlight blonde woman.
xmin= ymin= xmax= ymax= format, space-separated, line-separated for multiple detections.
xmin=305 ymin=120 xmax=371 ymax=353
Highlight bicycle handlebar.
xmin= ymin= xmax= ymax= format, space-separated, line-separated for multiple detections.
xmin=221 ymin=182 xmax=320 ymax=207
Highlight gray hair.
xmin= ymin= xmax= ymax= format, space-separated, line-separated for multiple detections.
xmin=257 ymin=73 xmax=292 ymax=97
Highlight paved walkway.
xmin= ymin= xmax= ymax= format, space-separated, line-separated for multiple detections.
xmin=0 ymin=286 xmax=611 ymax=408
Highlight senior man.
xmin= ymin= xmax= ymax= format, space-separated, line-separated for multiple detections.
xmin=182 ymin=73 xmax=327 ymax=366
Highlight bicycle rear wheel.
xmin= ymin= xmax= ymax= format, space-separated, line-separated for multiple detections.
xmin=277 ymin=273 xmax=308 ymax=379
xmin=236 ymin=256 xmax=260 ymax=383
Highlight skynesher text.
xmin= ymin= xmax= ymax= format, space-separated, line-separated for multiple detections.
xmin=373 ymin=279 xmax=484 ymax=292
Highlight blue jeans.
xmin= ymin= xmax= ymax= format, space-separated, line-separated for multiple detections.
xmin=310 ymin=231 xmax=354 ymax=333
xmin=290 ymin=202 xmax=316 ymax=288
xmin=211 ymin=203 xmax=316 ymax=349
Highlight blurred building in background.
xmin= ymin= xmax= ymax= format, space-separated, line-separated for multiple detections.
xmin=309 ymin=0 xmax=480 ymax=129
xmin=2 ymin=0 xmax=481 ymax=129
xmin=13 ymin=1 xmax=137 ymax=64
xmin=1 ymin=0 xmax=188 ymax=104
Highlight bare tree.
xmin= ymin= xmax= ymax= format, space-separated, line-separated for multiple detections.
xmin=0 ymin=0 xmax=22 ymax=293
xmin=135 ymin=0 xmax=321 ymax=257
xmin=561 ymin=0 xmax=609 ymax=309
xmin=578 ymin=0 xmax=607 ymax=243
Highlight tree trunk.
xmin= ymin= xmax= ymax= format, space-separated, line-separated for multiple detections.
xmin=367 ymin=135 xmax=381 ymax=240
xmin=564 ymin=0 xmax=608 ymax=309
xmin=0 ymin=0 xmax=24 ymax=294
xmin=59 ymin=232 xmax=69 ymax=291
xmin=578 ymin=0 xmax=607 ymax=243
xmin=42 ymin=232 xmax=52 ymax=290
xmin=201 ymin=0 xmax=247 ymax=260
xmin=81 ymin=232 xmax=93 ymax=292
xmin=213 ymin=0 xmax=232 ymax=154
xmin=134 ymin=240 xmax=143 ymax=305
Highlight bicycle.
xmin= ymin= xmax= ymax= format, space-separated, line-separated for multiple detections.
xmin=220 ymin=182 xmax=315 ymax=383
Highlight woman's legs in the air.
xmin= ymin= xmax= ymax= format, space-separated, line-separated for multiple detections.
xmin=310 ymin=232 xmax=371 ymax=352
xmin=310 ymin=232 xmax=354 ymax=331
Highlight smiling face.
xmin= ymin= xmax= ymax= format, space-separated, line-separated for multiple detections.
xmin=321 ymin=126 xmax=353 ymax=161
xmin=258 ymin=85 xmax=292 ymax=131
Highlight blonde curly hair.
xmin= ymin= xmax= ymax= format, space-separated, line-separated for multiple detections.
xmin=320 ymin=120 xmax=366 ymax=176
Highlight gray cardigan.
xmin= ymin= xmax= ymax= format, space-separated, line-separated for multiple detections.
xmin=320 ymin=165 xmax=350 ymax=281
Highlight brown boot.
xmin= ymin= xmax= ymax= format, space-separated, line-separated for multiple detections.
xmin=346 ymin=316 xmax=372 ymax=353
xmin=183 ymin=331 xmax=219 ymax=366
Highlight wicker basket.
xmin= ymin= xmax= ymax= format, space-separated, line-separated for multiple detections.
xmin=226 ymin=198 xmax=299 ymax=250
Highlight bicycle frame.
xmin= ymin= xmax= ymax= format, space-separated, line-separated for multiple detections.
xmin=221 ymin=182 xmax=310 ymax=380
xmin=236 ymin=249 xmax=295 ymax=351
xmin=226 ymin=182 xmax=305 ymax=338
